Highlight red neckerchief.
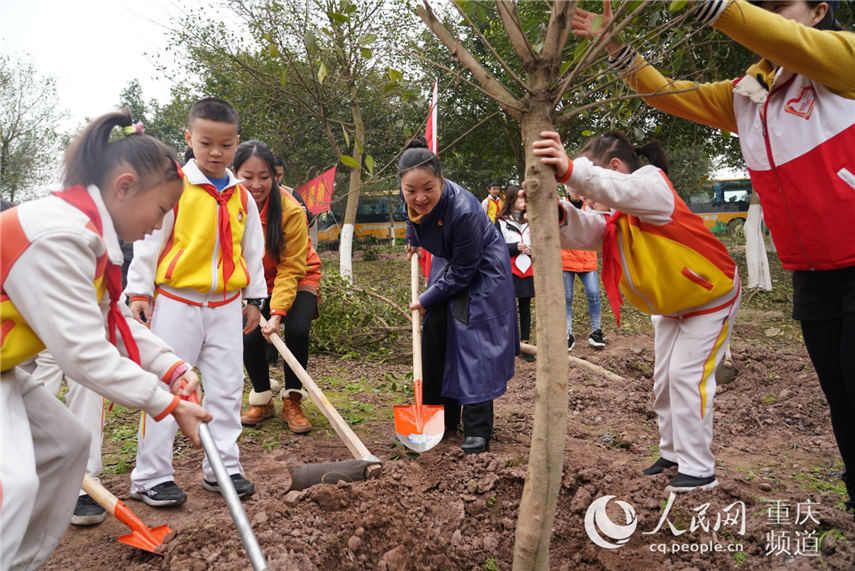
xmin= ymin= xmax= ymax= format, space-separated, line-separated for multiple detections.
xmin=200 ymin=183 xmax=238 ymax=286
xmin=600 ymin=210 xmax=625 ymax=327
xmin=53 ymin=186 xmax=141 ymax=364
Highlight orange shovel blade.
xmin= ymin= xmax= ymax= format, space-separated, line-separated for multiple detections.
xmin=393 ymin=404 xmax=444 ymax=453
xmin=114 ymin=500 xmax=173 ymax=555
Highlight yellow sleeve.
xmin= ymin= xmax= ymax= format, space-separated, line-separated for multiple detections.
xmin=269 ymin=193 xmax=309 ymax=315
xmin=622 ymin=53 xmax=738 ymax=134
xmin=715 ymin=0 xmax=855 ymax=98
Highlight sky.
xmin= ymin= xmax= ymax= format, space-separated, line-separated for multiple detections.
xmin=0 ymin=0 xmax=187 ymax=131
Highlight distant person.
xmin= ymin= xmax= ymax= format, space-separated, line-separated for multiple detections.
xmin=126 ymin=97 xmax=266 ymax=505
xmin=480 ymin=182 xmax=504 ymax=223
xmin=534 ymin=130 xmax=740 ymax=493
xmin=573 ymin=0 xmax=854 ymax=502
xmin=403 ymin=138 xmax=516 ymax=454
xmin=562 ymin=192 xmax=606 ymax=351
xmin=235 ymin=141 xmax=322 ymax=432
xmin=497 ymin=185 xmax=534 ymax=343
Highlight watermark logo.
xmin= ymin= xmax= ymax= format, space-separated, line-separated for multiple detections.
xmin=584 ymin=495 xmax=638 ymax=549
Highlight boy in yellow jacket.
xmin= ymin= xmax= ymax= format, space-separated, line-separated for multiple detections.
xmin=126 ymin=98 xmax=267 ymax=505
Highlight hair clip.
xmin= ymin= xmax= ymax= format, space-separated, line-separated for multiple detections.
xmin=173 ymin=159 xmax=185 ymax=179
xmin=121 ymin=121 xmax=145 ymax=136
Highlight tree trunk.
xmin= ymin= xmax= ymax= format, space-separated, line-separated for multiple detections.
xmin=512 ymin=98 xmax=570 ymax=571
xmin=339 ymin=92 xmax=365 ymax=283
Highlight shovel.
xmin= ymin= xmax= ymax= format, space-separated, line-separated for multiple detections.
xmin=81 ymin=474 xmax=173 ymax=555
xmin=184 ymin=392 xmax=269 ymax=571
xmin=393 ymin=254 xmax=444 ymax=453
xmin=259 ymin=316 xmax=382 ymax=491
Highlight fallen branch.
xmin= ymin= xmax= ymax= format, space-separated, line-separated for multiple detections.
xmin=519 ymin=342 xmax=626 ymax=383
xmin=349 ymin=285 xmax=411 ymax=323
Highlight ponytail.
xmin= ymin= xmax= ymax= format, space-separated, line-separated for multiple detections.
xmin=63 ymin=109 xmax=181 ymax=190
xmin=580 ymin=131 xmax=669 ymax=174
xmin=634 ymin=141 xmax=669 ymax=174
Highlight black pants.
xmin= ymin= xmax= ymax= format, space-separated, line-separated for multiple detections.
xmin=421 ymin=302 xmax=494 ymax=439
xmin=243 ymin=291 xmax=318 ymax=393
xmin=801 ymin=315 xmax=855 ymax=498
xmin=518 ymin=297 xmax=532 ymax=342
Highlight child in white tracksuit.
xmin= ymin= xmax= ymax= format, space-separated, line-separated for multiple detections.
xmin=32 ymin=352 xmax=108 ymax=526
xmin=534 ymin=130 xmax=740 ymax=493
xmin=0 ymin=111 xmax=209 ymax=570
xmin=126 ymin=98 xmax=266 ymax=505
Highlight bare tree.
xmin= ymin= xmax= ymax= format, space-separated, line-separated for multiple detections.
xmin=0 ymin=55 xmax=63 ymax=203
xmin=416 ymin=1 xmax=694 ymax=568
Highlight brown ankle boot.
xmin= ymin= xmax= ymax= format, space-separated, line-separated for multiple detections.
xmin=241 ymin=390 xmax=274 ymax=427
xmin=282 ymin=392 xmax=312 ymax=434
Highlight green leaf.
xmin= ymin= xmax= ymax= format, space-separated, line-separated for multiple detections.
xmin=360 ymin=47 xmax=373 ymax=59
xmin=318 ymin=61 xmax=328 ymax=84
xmin=591 ymin=14 xmax=604 ymax=34
xmin=341 ymin=125 xmax=350 ymax=148
xmin=267 ymin=42 xmax=279 ymax=57
xmin=364 ymin=154 xmax=375 ymax=176
xmin=360 ymin=33 xmax=377 ymax=46
xmin=386 ymin=68 xmax=403 ymax=83
xmin=669 ymin=0 xmax=689 ymax=13
xmin=329 ymin=11 xmax=348 ymax=24
xmin=581 ymin=129 xmax=594 ymax=137
xmin=339 ymin=154 xmax=360 ymax=169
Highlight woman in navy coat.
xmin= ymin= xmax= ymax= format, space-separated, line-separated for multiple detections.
xmin=401 ymin=138 xmax=516 ymax=453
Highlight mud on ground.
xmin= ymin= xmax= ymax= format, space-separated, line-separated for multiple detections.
xmin=45 ymin=330 xmax=855 ymax=570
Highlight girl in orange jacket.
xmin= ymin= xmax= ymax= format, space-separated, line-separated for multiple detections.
xmin=235 ymin=141 xmax=322 ymax=433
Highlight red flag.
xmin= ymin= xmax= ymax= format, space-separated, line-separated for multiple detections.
xmin=424 ymin=80 xmax=438 ymax=153
xmin=419 ymin=81 xmax=438 ymax=278
xmin=296 ymin=167 xmax=336 ymax=215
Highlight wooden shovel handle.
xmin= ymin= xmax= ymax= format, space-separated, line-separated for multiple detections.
xmin=411 ymin=254 xmax=423 ymax=384
xmin=260 ymin=316 xmax=375 ymax=462
xmin=81 ymin=473 xmax=118 ymax=514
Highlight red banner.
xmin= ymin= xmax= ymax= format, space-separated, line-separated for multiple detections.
xmin=296 ymin=167 xmax=336 ymax=215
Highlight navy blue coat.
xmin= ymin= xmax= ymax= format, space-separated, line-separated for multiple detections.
xmin=407 ymin=179 xmax=516 ymax=404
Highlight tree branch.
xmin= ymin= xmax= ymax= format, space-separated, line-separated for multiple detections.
xmin=452 ymin=1 xmax=531 ymax=94
xmin=540 ymin=0 xmax=576 ymax=65
xmin=417 ymin=1 xmax=523 ymax=118
xmin=496 ymin=0 xmax=537 ymax=66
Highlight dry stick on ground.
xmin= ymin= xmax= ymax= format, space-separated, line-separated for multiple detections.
xmin=519 ymin=342 xmax=626 ymax=383
xmin=349 ymin=284 xmax=411 ymax=323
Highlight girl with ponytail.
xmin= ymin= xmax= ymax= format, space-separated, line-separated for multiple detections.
xmin=0 ymin=110 xmax=210 ymax=568
xmin=400 ymin=137 xmax=516 ymax=454
xmin=533 ymin=130 xmax=740 ymax=493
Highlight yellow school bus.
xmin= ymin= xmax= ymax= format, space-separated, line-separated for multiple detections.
xmin=316 ymin=195 xmax=407 ymax=244
xmin=688 ymin=179 xmax=752 ymax=235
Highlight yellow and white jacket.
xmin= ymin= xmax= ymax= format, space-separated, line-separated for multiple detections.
xmin=126 ymin=159 xmax=267 ymax=305
xmin=610 ymin=0 xmax=855 ymax=271
xmin=559 ymin=157 xmax=738 ymax=324
xmin=0 ymin=186 xmax=181 ymax=419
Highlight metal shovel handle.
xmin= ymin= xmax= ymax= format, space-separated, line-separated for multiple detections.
xmin=198 ymin=422 xmax=269 ymax=571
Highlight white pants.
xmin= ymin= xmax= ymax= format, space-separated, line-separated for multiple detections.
xmin=0 ymin=365 xmax=90 ymax=570
xmin=131 ymin=294 xmax=245 ymax=490
xmin=744 ymin=204 xmax=772 ymax=291
xmin=34 ymin=351 xmax=104 ymax=485
xmin=651 ymin=295 xmax=740 ymax=478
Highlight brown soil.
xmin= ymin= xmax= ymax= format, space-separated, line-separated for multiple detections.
xmin=45 ymin=326 xmax=855 ymax=570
